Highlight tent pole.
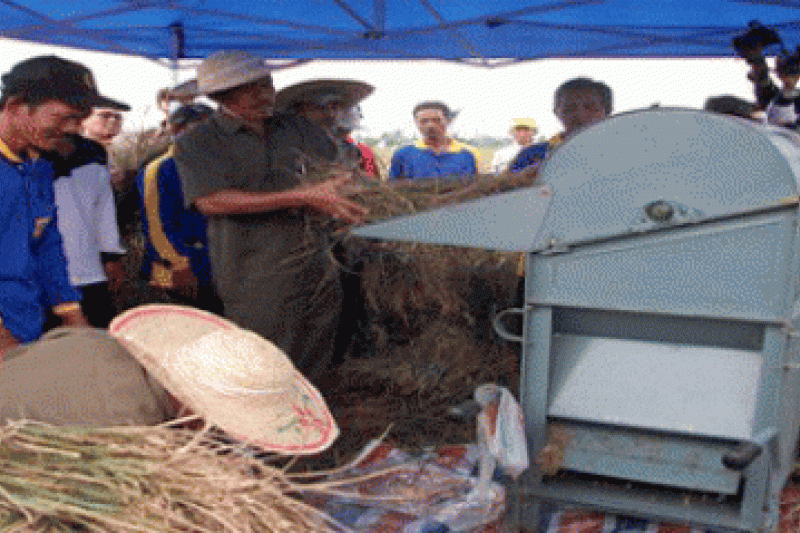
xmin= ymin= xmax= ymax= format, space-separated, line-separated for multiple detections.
xmin=168 ymin=21 xmax=185 ymax=86
xmin=373 ymin=0 xmax=385 ymax=31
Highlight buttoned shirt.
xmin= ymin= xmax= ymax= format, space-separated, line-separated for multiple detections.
xmin=174 ymin=112 xmax=338 ymax=299
xmin=389 ymin=139 xmax=478 ymax=180
xmin=0 ymin=137 xmax=81 ymax=342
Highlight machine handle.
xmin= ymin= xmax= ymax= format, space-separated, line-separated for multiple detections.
xmin=722 ymin=442 xmax=762 ymax=471
xmin=492 ymin=307 xmax=525 ymax=343
xmin=445 ymin=399 xmax=482 ymax=422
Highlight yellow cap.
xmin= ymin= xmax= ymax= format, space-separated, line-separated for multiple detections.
xmin=510 ymin=118 xmax=537 ymax=131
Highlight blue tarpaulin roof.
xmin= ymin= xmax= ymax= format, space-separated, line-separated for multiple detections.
xmin=0 ymin=1 xmax=799 ymax=62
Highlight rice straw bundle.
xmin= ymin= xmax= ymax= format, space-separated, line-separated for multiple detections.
xmin=313 ymin=170 xmax=541 ymax=456
xmin=0 ymin=419 xmax=365 ymax=532
xmin=336 ymin=166 xmax=542 ymax=223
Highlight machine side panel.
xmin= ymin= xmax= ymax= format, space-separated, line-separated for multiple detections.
xmin=526 ymin=212 xmax=795 ymax=322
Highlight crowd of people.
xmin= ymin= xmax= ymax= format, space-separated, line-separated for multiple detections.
xmin=0 ymin=43 xmax=789 ymax=440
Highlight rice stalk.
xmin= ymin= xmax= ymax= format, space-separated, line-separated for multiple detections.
xmin=0 ymin=420 xmax=409 ymax=532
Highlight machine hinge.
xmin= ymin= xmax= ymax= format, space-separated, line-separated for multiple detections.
xmin=780 ymin=323 xmax=800 ymax=370
xmin=540 ymin=237 xmax=569 ymax=255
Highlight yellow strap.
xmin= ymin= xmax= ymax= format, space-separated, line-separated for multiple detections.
xmin=414 ymin=138 xmax=477 ymax=155
xmin=52 ymin=302 xmax=81 ymax=315
xmin=143 ymin=146 xmax=190 ymax=270
xmin=0 ymin=136 xmax=23 ymax=164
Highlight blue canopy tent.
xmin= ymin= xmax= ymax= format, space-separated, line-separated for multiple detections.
xmin=0 ymin=1 xmax=799 ymax=63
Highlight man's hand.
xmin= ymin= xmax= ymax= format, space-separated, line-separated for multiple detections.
xmin=301 ymin=176 xmax=368 ymax=224
xmin=104 ymin=260 xmax=127 ymax=295
xmin=59 ymin=309 xmax=90 ymax=328
xmin=170 ymin=266 xmax=199 ymax=301
xmin=748 ymin=60 xmax=770 ymax=84
xmin=0 ymin=324 xmax=19 ymax=362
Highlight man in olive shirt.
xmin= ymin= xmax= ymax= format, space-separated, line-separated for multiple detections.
xmin=174 ymin=51 xmax=366 ymax=386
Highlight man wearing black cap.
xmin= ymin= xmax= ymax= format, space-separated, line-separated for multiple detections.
xmin=0 ymin=55 xmax=128 ymax=357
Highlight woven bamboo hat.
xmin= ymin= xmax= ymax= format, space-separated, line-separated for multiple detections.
xmin=195 ymin=50 xmax=274 ymax=95
xmin=275 ymin=79 xmax=374 ymax=113
xmin=108 ymin=304 xmax=339 ymax=455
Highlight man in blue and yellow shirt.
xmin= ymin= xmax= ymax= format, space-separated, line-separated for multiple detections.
xmin=389 ymin=101 xmax=478 ymax=180
xmin=137 ymin=103 xmax=223 ymax=314
xmin=0 ymin=56 xmax=129 ymax=356
xmin=0 ymin=55 xmax=182 ymax=431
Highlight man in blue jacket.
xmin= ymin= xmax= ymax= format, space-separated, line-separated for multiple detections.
xmin=0 ymin=55 xmax=181 ymax=431
xmin=0 ymin=56 xmax=126 ymax=357
xmin=137 ymin=103 xmax=223 ymax=314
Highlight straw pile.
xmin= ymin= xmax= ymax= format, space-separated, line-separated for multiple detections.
xmin=0 ymin=418 xmax=355 ymax=532
xmin=319 ymin=168 xmax=542 ymax=456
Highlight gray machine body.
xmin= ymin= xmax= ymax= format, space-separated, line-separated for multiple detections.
xmin=352 ymin=108 xmax=800 ymax=532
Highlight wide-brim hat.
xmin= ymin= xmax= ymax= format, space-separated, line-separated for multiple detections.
xmin=108 ymin=304 xmax=339 ymax=455
xmin=168 ymin=79 xmax=199 ymax=100
xmin=275 ymin=79 xmax=374 ymax=113
xmin=195 ymin=51 xmax=274 ymax=95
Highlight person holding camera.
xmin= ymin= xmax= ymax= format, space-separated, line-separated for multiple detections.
xmin=734 ymin=21 xmax=800 ymax=129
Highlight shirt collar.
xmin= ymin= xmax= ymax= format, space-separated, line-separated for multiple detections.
xmin=0 ymin=136 xmax=23 ymax=164
xmin=414 ymin=137 xmax=470 ymax=154
xmin=213 ymin=112 xmax=263 ymax=136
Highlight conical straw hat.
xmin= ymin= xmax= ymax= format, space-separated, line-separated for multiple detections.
xmin=274 ymin=79 xmax=374 ymax=113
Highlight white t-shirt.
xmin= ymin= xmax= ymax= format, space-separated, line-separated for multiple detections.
xmin=490 ymin=144 xmax=524 ymax=173
xmin=54 ymin=163 xmax=126 ymax=287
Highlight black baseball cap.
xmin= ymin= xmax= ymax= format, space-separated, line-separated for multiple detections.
xmin=1 ymin=55 xmax=130 ymax=111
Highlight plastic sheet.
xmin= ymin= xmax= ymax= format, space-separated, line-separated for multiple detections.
xmin=306 ymin=443 xmax=510 ymax=533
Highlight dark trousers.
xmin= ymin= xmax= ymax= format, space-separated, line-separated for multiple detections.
xmin=220 ymin=249 xmax=343 ymax=389
xmin=43 ymin=282 xmax=116 ymax=332
xmin=80 ymin=282 xmax=117 ymax=328
xmin=162 ymin=284 xmax=225 ymax=316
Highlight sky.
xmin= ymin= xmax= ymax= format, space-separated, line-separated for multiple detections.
xmin=0 ymin=37 xmax=757 ymax=140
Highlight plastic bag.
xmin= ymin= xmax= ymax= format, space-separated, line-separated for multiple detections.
xmin=475 ymin=384 xmax=529 ymax=479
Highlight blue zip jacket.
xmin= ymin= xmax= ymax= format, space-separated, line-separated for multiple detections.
xmin=0 ymin=140 xmax=81 ymax=343
xmin=136 ymin=147 xmax=214 ymax=289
